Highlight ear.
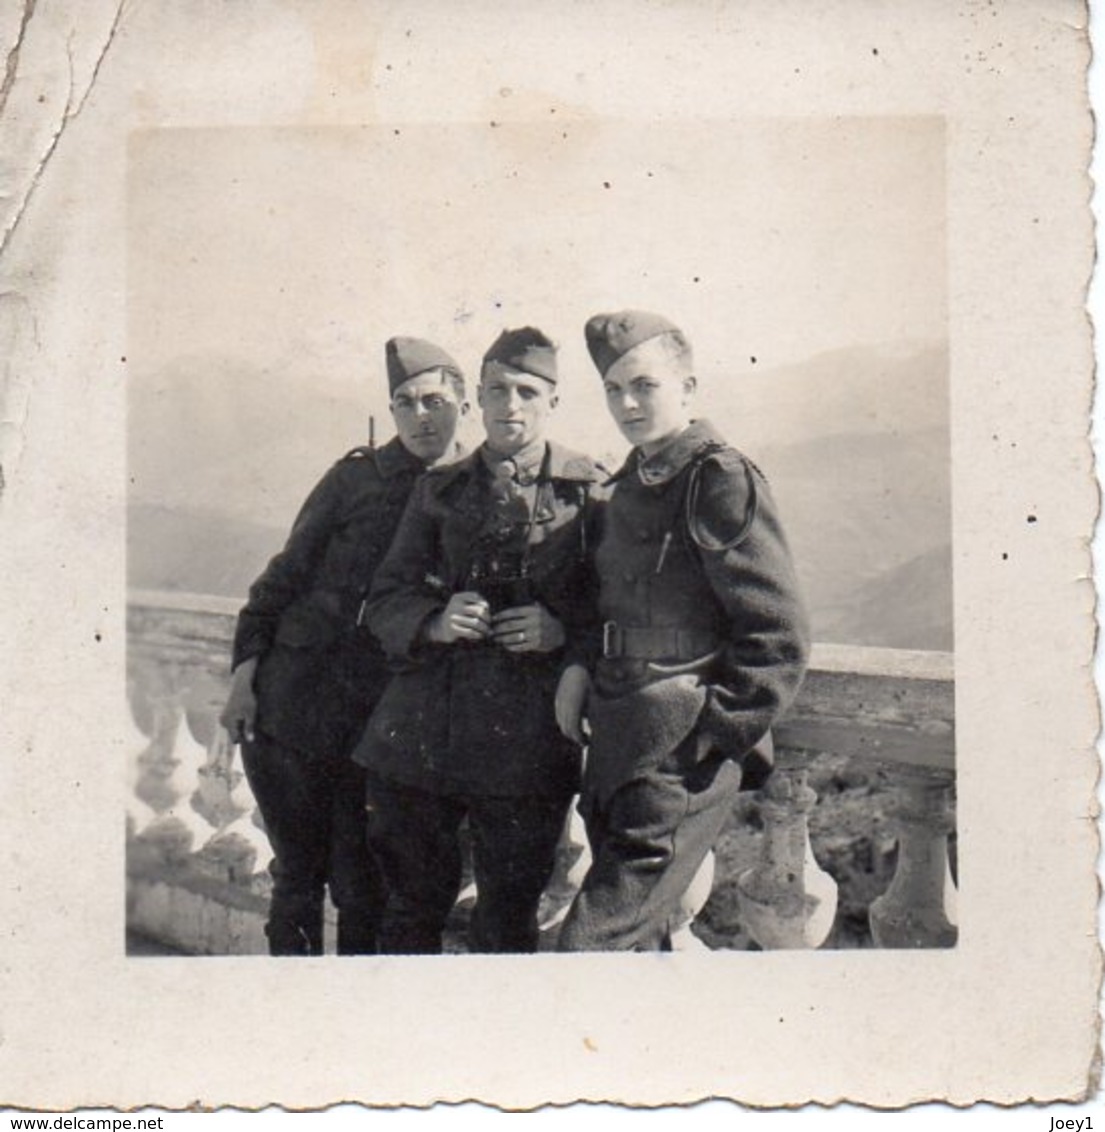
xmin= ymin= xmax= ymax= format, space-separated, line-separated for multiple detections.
xmin=549 ymin=393 xmax=560 ymax=410
xmin=458 ymin=398 xmax=471 ymax=416
xmin=475 ymin=384 xmax=486 ymax=409
xmin=682 ymin=374 xmax=698 ymax=401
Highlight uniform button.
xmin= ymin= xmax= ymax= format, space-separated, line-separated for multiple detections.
xmin=638 ymin=528 xmax=651 ymax=542
xmin=622 ymin=570 xmax=636 ymax=582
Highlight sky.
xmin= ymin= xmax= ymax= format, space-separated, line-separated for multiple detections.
xmin=127 ymin=117 xmax=946 ymax=462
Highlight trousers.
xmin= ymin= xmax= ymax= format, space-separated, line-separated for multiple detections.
xmin=241 ymin=732 xmax=385 ymax=955
xmin=557 ymin=740 xmax=744 ymax=952
xmin=364 ymin=772 xmax=570 ymax=954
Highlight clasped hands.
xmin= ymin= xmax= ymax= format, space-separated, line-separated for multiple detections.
xmin=426 ymin=590 xmax=565 ymax=653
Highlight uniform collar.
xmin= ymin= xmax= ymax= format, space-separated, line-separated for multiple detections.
xmin=476 ymin=440 xmax=601 ymax=483
xmin=480 ymin=439 xmax=547 ymax=485
xmin=430 ymin=439 xmax=599 ymax=493
xmin=545 ymin=440 xmax=604 ymax=482
xmin=376 ymin=435 xmax=464 ymax=479
xmin=610 ymin=419 xmax=726 ymax=487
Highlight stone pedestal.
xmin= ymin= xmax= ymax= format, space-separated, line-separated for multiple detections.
xmin=869 ymin=772 xmax=958 ymax=948
xmin=737 ymin=761 xmax=838 ymax=949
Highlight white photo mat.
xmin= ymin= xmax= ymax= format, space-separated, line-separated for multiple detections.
xmin=0 ymin=0 xmax=1097 ymax=1111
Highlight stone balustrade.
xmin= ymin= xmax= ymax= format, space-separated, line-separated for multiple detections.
xmin=126 ymin=590 xmax=272 ymax=954
xmin=125 ymin=589 xmax=956 ymax=955
xmin=740 ymin=645 xmax=956 ymax=949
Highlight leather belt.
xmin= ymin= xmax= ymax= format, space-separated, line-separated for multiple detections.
xmin=601 ymin=622 xmax=719 ymax=661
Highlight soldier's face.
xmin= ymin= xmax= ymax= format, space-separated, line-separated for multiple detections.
xmin=478 ymin=364 xmax=558 ymax=455
xmin=602 ymin=352 xmax=695 ymax=456
xmin=390 ymin=371 xmax=466 ymax=463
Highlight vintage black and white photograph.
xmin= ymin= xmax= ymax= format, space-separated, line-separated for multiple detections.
xmin=124 ymin=119 xmax=955 ymax=958
xmin=0 ymin=0 xmax=1096 ymax=1112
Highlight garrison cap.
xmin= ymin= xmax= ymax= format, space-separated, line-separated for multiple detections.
xmin=386 ymin=336 xmax=463 ymax=396
xmin=482 ymin=326 xmax=559 ymax=385
xmin=584 ymin=310 xmax=689 ymax=377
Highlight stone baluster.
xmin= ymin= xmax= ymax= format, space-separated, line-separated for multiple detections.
xmin=869 ymin=769 xmax=957 ymax=948
xmin=227 ymin=750 xmax=267 ymax=839
xmin=190 ymin=710 xmax=247 ymax=830
xmin=143 ymin=707 xmax=217 ymax=863
xmin=736 ymin=753 xmax=839 ymax=949
xmin=124 ymin=682 xmax=159 ymax=841
xmin=539 ymin=806 xmax=590 ymax=936
xmin=669 ymin=851 xmax=716 ymax=951
xmin=126 ymin=599 xmax=272 ymax=954
xmin=134 ymin=684 xmax=183 ymax=814
xmin=205 ymin=729 xmax=274 ymax=886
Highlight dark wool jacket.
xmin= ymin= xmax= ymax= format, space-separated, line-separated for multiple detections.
xmin=231 ymin=437 xmax=447 ymax=759
xmin=585 ymin=419 xmax=810 ymax=804
xmin=353 ymin=441 xmax=606 ymax=799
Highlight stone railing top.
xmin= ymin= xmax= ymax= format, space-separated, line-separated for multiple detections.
xmin=126 ymin=589 xmax=956 ymax=777
xmin=128 ymin=588 xmax=242 ymax=618
xmin=806 ymin=642 xmax=953 ymax=684
xmin=128 ymin=590 xmax=955 ymax=674
xmin=779 ymin=645 xmax=955 ymax=777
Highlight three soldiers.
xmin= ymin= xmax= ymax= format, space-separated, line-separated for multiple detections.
xmin=223 ymin=313 xmax=809 ymax=954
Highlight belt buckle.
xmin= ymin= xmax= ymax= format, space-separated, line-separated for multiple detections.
xmin=602 ymin=621 xmax=619 ymax=659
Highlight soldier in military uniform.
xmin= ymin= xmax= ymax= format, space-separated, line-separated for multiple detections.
xmin=555 ymin=310 xmax=810 ymax=951
xmin=219 ymin=337 xmax=468 ymax=956
xmin=354 ymin=327 xmax=605 ymax=954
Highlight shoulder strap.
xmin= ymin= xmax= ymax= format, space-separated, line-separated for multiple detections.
xmin=682 ymin=444 xmax=759 ymax=553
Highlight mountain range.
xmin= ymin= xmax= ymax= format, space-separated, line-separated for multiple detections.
xmin=128 ymin=341 xmax=953 ymax=651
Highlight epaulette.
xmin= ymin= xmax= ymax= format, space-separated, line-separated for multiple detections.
xmin=699 ymin=443 xmax=768 ymax=483
xmin=560 ymin=454 xmax=605 ymax=482
xmin=541 ymin=441 xmax=603 ymax=483
xmin=685 ymin=446 xmax=759 ymax=552
xmin=341 ymin=445 xmax=374 ymax=461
